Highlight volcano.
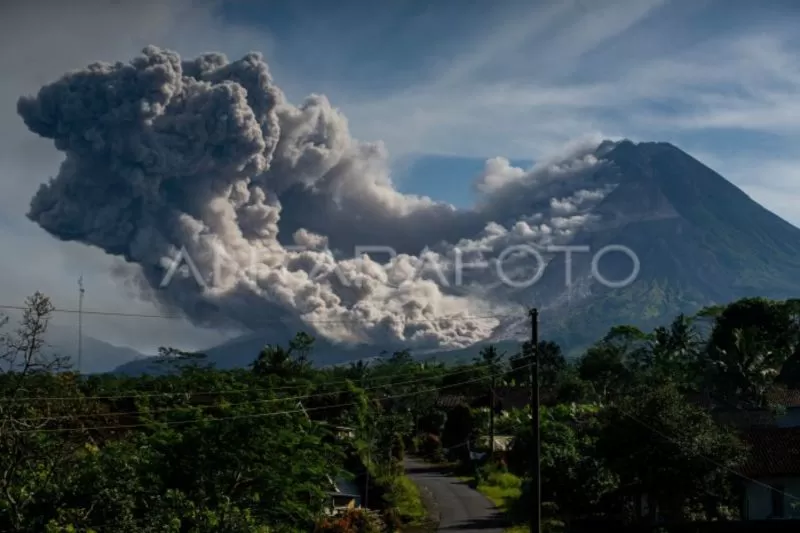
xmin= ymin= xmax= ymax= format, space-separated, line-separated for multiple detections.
xmin=521 ymin=139 xmax=800 ymax=351
xmin=113 ymin=140 xmax=800 ymax=373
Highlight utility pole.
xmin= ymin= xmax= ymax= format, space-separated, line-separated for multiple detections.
xmin=489 ymin=371 xmax=496 ymax=456
xmin=365 ymin=419 xmax=373 ymax=508
xmin=528 ymin=308 xmax=540 ymax=533
xmin=77 ymin=276 xmax=85 ymax=374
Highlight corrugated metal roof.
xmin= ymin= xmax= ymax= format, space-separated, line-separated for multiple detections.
xmin=477 ymin=435 xmax=515 ymax=451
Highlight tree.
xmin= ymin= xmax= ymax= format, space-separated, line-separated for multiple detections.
xmin=509 ymin=340 xmax=566 ymax=389
xmin=597 ymin=384 xmax=745 ymax=522
xmin=507 ymin=405 xmax=617 ymax=525
xmin=252 ymin=332 xmax=316 ymax=378
xmin=640 ymin=314 xmax=703 ymax=387
xmin=0 ymin=292 xmax=69 ymax=376
xmin=0 ymin=308 xmax=351 ymax=532
xmin=705 ymin=299 xmax=797 ymax=400
xmin=475 ymin=345 xmax=504 ymax=374
xmin=709 ymin=298 xmax=798 ymax=360
xmin=710 ymin=327 xmax=779 ymax=407
xmin=0 ymin=293 xmax=84 ymax=531
xmin=386 ymin=350 xmax=413 ymax=367
xmin=441 ymin=404 xmax=473 ymax=462
xmin=346 ymin=360 xmax=371 ymax=385
xmin=537 ymin=341 xmax=567 ymax=389
xmin=578 ymin=342 xmax=632 ymax=401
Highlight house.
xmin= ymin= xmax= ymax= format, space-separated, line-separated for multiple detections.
xmin=703 ymin=388 xmax=800 ymax=430
xmin=770 ymin=388 xmax=800 ymax=428
xmin=325 ymin=475 xmax=362 ymax=515
xmin=479 ymin=386 xmax=532 ymax=412
xmin=695 ymin=387 xmax=800 ymax=520
xmin=319 ymin=422 xmax=356 ymax=441
xmin=476 ymin=435 xmax=514 ymax=452
xmin=435 ymin=386 xmax=554 ymax=413
xmin=739 ymin=427 xmax=800 ymax=519
xmin=435 ymin=394 xmax=472 ymax=409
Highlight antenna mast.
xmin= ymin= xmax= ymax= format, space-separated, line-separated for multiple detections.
xmin=78 ymin=276 xmax=84 ymax=373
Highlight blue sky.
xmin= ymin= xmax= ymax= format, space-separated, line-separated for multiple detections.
xmin=205 ymin=0 xmax=800 ymax=214
xmin=2 ymin=0 xmax=800 ymax=351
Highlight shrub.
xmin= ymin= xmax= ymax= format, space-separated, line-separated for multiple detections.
xmin=418 ymin=410 xmax=446 ymax=435
xmin=405 ymin=434 xmax=418 ymax=454
xmin=384 ymin=476 xmax=427 ymax=525
xmin=487 ymin=471 xmax=522 ymax=490
xmin=418 ymin=433 xmax=443 ymax=461
xmin=390 ymin=433 xmax=404 ymax=461
xmin=316 ymin=508 xmax=385 ymax=533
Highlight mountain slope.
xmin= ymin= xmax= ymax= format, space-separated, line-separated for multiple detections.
xmin=112 ymin=330 xmax=393 ymax=375
xmin=46 ymin=325 xmax=148 ymax=374
xmin=112 ymin=140 xmax=800 ymax=372
xmin=1 ymin=318 xmax=147 ymax=374
xmin=532 ymin=140 xmax=800 ymax=347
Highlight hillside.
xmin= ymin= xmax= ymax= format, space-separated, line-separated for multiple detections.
xmin=527 ymin=140 xmax=800 ymax=348
xmin=112 ymin=330 xmax=384 ymax=375
xmin=48 ymin=325 xmax=147 ymax=374
xmin=0 ymin=309 xmax=147 ymax=374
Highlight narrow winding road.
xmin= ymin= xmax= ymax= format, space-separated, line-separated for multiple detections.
xmin=404 ymin=456 xmax=506 ymax=532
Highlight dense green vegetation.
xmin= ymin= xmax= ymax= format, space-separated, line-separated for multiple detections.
xmin=0 ymin=293 xmax=434 ymax=532
xmin=3 ymin=292 xmax=800 ymax=531
xmin=448 ymin=297 xmax=800 ymax=530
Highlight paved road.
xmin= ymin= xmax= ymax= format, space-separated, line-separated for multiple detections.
xmin=404 ymin=456 xmax=506 ymax=532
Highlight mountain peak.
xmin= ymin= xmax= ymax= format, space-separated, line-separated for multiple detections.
xmin=527 ymin=138 xmax=800 ymax=350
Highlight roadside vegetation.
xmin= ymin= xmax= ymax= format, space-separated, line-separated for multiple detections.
xmin=2 ymin=292 xmax=800 ymax=531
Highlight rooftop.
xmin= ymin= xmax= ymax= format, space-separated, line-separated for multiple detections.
xmin=739 ymin=427 xmax=800 ymax=478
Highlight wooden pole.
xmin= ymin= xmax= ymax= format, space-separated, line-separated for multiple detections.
xmin=77 ymin=276 xmax=84 ymax=374
xmin=529 ymin=308 xmax=540 ymax=533
xmin=489 ymin=372 xmax=496 ymax=456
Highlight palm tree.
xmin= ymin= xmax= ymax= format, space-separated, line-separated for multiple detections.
xmin=711 ymin=327 xmax=778 ymax=407
xmin=647 ymin=314 xmax=703 ymax=386
xmin=347 ymin=360 xmax=370 ymax=385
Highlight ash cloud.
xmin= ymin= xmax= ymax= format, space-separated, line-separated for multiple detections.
xmin=18 ymin=46 xmax=614 ymax=350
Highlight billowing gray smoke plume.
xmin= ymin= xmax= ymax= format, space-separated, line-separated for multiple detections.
xmin=18 ymin=46 xmax=613 ymax=350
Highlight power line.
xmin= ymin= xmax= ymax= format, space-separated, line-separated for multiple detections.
xmin=616 ymin=405 xmax=800 ymax=505
xmin=0 ymin=358 xmax=508 ymax=403
xmin=0 ymin=303 xmax=519 ymax=324
xmin=6 ymin=364 xmax=527 ymax=434
xmin=58 ymin=426 xmax=471 ymax=533
xmin=11 ymin=361 xmax=503 ymax=422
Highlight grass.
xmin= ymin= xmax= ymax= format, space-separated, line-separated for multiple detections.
xmin=474 ymin=471 xmax=523 ymax=511
xmin=472 ymin=469 xmax=565 ymax=533
xmin=389 ymin=475 xmax=428 ymax=525
xmin=394 ymin=474 xmax=440 ymax=532
xmin=365 ymin=456 xmax=431 ymax=531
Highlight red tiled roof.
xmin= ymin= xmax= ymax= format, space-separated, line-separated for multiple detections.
xmin=766 ymin=387 xmax=800 ymax=407
xmin=740 ymin=427 xmax=800 ymax=477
